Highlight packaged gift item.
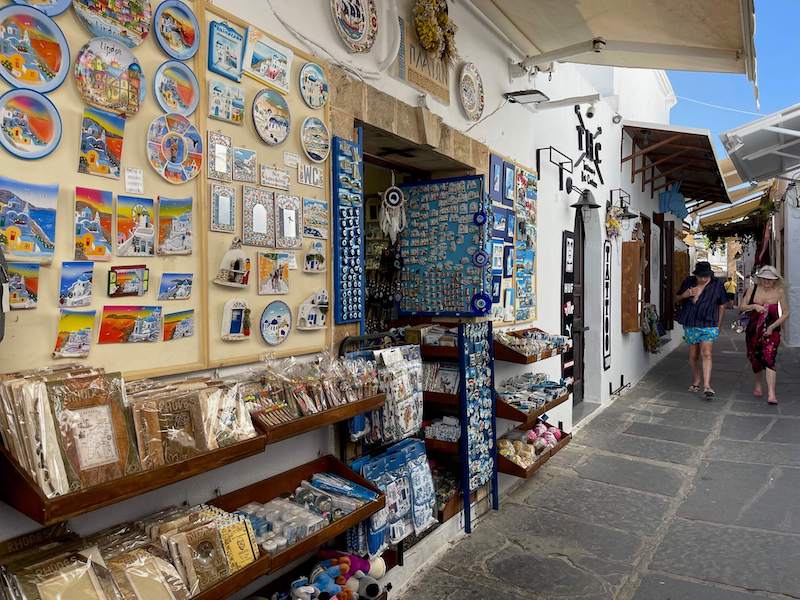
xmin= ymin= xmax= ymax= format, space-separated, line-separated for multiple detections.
xmin=373 ymin=345 xmax=423 ymax=443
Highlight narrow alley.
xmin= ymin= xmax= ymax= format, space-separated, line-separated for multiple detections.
xmin=405 ymin=327 xmax=800 ymax=600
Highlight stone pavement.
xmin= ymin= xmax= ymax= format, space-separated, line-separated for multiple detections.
xmin=404 ymin=327 xmax=800 ymax=599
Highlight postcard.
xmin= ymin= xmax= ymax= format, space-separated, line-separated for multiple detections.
xmin=52 ymin=309 xmax=96 ymax=358
xmin=0 ymin=175 xmax=58 ymax=263
xmin=75 ymin=187 xmax=113 ymax=261
xmin=157 ymin=196 xmax=192 ymax=255
xmin=158 ymin=272 xmax=193 ymax=300
xmin=99 ymin=305 xmax=162 ymax=344
xmin=59 ymin=261 xmax=93 ymax=308
xmin=6 ymin=262 xmax=39 ymax=309
xmin=164 ymin=309 xmax=194 ymax=341
xmin=78 ymin=107 xmax=124 ymax=180
xmin=117 ymin=195 xmax=155 ymax=257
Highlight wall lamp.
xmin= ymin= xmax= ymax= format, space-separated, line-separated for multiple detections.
xmin=536 ymin=146 xmax=573 ymax=192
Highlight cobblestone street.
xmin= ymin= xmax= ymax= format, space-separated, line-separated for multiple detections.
xmin=405 ymin=328 xmax=800 ymax=599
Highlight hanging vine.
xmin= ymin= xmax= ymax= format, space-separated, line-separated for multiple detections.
xmin=702 ymin=200 xmax=774 ymax=250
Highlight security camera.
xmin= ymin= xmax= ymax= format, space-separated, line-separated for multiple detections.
xmin=612 ymin=113 xmax=622 ymax=124
xmin=586 ymin=102 xmax=596 ymax=119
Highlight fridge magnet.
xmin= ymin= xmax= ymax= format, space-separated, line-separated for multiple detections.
xmin=124 ymin=167 xmax=144 ymax=194
xmin=233 ymin=147 xmax=257 ymax=183
xmin=0 ymin=5 xmax=70 ymax=93
xmin=157 ymin=195 xmax=192 ymax=255
xmin=116 ymin=195 xmax=155 ymax=257
xmin=11 ymin=0 xmax=71 ymax=16
xmin=164 ymin=308 xmax=194 ymax=340
xmin=6 ymin=262 xmax=38 ymax=309
xmin=260 ymin=300 xmax=291 ymax=345
xmin=488 ymin=154 xmax=503 ymax=203
xmin=0 ymin=175 xmax=57 ymax=263
xmin=52 ymin=309 xmax=96 ymax=358
xmin=458 ymin=62 xmax=484 ymax=122
xmin=74 ymin=37 xmax=145 ymax=117
xmin=491 ymin=240 xmax=503 ymax=273
xmin=491 ymin=207 xmax=508 ymax=239
xmin=154 ymin=0 xmax=200 ymax=60
xmin=78 ymin=107 xmax=124 ymax=180
xmin=99 ymin=305 xmax=162 ymax=344
xmin=302 ymin=197 xmax=328 ymax=239
xmin=158 ymin=272 xmax=193 ymax=300
xmin=330 ymin=0 xmax=378 ymax=53
xmin=154 ymin=60 xmax=200 ymax=116
xmin=108 ymin=264 xmax=149 ymax=297
xmin=146 ymin=113 xmax=203 ymax=184
xmin=214 ymin=236 xmax=251 ymax=288
xmin=0 ymin=89 xmax=62 ymax=160
xmin=260 ymin=164 xmax=290 ymax=190
xmin=257 ymin=251 xmax=289 ymax=295
xmin=74 ymin=187 xmax=113 ymax=261
xmin=299 ymin=62 xmax=329 ymax=109
xmin=58 ymin=261 xmax=93 ymax=308
xmin=275 ymin=194 xmax=302 ymax=249
xmin=252 ymin=88 xmax=290 ymax=146
xmin=303 ymin=240 xmax=326 ymax=273
xmin=221 ymin=298 xmax=250 ymax=340
xmin=491 ymin=275 xmax=501 ymax=304
xmin=502 ymin=161 xmax=515 ymax=206
xmin=296 ymin=289 xmax=329 ymax=330
xmin=73 ymin=0 xmax=152 ymax=48
xmin=506 ymin=211 xmax=516 ymax=242
xmin=208 ymin=79 xmax=244 ymax=125
xmin=207 ymin=129 xmax=232 ymax=181
xmin=208 ymin=20 xmax=245 ymax=82
xmin=503 ymin=244 xmax=513 ymax=278
xmin=300 ymin=116 xmax=330 ymax=163
xmin=298 ymin=162 xmax=324 ymax=188
xmin=209 ymin=182 xmax=236 ymax=233
xmin=243 ymin=28 xmax=293 ymax=93
xmin=242 ymin=186 xmax=275 ymax=247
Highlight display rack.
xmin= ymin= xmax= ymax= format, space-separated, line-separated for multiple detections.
xmin=495 ymin=392 xmax=572 ymax=428
xmin=493 ymin=342 xmax=572 ymax=364
xmin=420 ymin=344 xmax=459 ymax=361
xmin=497 ymin=433 xmax=572 ymax=478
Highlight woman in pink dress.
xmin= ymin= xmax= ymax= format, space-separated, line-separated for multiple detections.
xmin=740 ymin=266 xmax=791 ymax=404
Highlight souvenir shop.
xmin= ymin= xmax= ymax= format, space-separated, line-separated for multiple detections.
xmin=0 ymin=1 xmax=695 ymax=599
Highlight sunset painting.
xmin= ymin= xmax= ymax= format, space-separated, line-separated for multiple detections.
xmin=98 ymin=305 xmax=162 ymax=344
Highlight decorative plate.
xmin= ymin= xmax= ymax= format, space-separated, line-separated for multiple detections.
xmin=0 ymin=5 xmax=70 ymax=93
xmin=72 ymin=0 xmax=152 ymax=48
xmin=74 ymin=37 xmax=145 ymax=117
xmin=12 ymin=0 xmax=71 ymax=16
xmin=260 ymin=300 xmax=292 ymax=345
xmin=299 ymin=62 xmax=329 ymax=109
xmin=459 ymin=62 xmax=484 ymax=122
xmin=0 ymin=89 xmax=61 ymax=159
xmin=330 ymin=0 xmax=377 ymax=53
xmin=300 ymin=117 xmax=330 ymax=163
xmin=146 ymin=113 xmax=203 ymax=184
xmin=153 ymin=0 xmax=199 ymax=60
xmin=252 ymin=88 xmax=290 ymax=146
xmin=154 ymin=60 xmax=199 ymax=116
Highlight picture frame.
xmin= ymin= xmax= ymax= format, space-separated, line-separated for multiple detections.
xmin=242 ymin=186 xmax=275 ymax=247
xmin=232 ymin=147 xmax=257 ymax=183
xmin=503 ymin=245 xmax=514 ymax=278
xmin=492 ymin=207 xmax=509 ymax=239
xmin=242 ymin=27 xmax=294 ymax=94
xmin=208 ymin=20 xmax=245 ymax=82
xmin=207 ymin=130 xmax=232 ymax=181
xmin=503 ymin=161 xmax=515 ymax=206
xmin=210 ymin=183 xmax=236 ymax=233
xmin=491 ymin=275 xmax=501 ymax=304
xmin=275 ymin=194 xmax=303 ymax=249
xmin=489 ymin=154 xmax=503 ymax=203
xmin=491 ymin=240 xmax=504 ymax=274
xmin=506 ymin=211 xmax=516 ymax=243
xmin=108 ymin=265 xmax=149 ymax=298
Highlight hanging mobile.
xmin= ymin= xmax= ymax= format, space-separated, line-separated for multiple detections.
xmin=379 ymin=171 xmax=406 ymax=244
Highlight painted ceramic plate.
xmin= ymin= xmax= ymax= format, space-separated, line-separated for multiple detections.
xmin=147 ymin=113 xmax=203 ymax=184
xmin=0 ymin=5 xmax=70 ymax=93
xmin=330 ymin=0 xmax=377 ymax=53
xmin=260 ymin=300 xmax=291 ymax=345
xmin=73 ymin=0 xmax=152 ymax=48
xmin=153 ymin=0 xmax=200 ymax=60
xmin=459 ymin=62 xmax=484 ymax=122
xmin=299 ymin=62 xmax=329 ymax=109
xmin=252 ymin=88 xmax=290 ymax=146
xmin=12 ymin=0 xmax=71 ymax=16
xmin=74 ymin=37 xmax=145 ymax=117
xmin=0 ymin=89 xmax=61 ymax=159
xmin=154 ymin=60 xmax=199 ymax=116
xmin=300 ymin=117 xmax=330 ymax=163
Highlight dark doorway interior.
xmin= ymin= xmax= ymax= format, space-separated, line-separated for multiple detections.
xmin=571 ymin=210 xmax=586 ymax=405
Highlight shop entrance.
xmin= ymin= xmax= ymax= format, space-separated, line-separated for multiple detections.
xmin=572 ymin=209 xmax=586 ymax=404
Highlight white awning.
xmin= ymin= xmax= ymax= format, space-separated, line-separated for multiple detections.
xmin=474 ymin=0 xmax=758 ymax=101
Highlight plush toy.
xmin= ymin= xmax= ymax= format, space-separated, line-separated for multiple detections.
xmin=316 ymin=551 xmax=387 ymax=581
xmin=309 ymin=564 xmax=348 ymax=598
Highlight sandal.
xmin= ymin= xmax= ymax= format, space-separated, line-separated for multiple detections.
xmin=688 ymin=385 xmax=701 ymax=393
xmin=704 ymin=388 xmax=715 ymax=399
xmin=768 ymin=398 xmax=778 ymax=405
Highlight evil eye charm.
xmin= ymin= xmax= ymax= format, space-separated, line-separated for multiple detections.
xmin=472 ymin=250 xmax=489 ymax=267
xmin=473 ymin=211 xmax=487 ymax=226
xmin=471 ymin=292 xmax=492 ymax=315
xmin=384 ymin=186 xmax=404 ymax=208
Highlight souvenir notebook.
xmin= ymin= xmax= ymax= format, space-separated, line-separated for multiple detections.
xmin=45 ymin=373 xmax=140 ymax=491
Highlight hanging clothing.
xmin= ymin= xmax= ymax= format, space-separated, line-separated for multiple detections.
xmin=746 ymin=302 xmax=781 ymax=372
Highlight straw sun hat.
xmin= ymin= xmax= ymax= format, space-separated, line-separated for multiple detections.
xmin=756 ymin=265 xmax=780 ymax=280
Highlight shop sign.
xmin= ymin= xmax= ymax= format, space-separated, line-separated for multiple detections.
xmin=396 ymin=17 xmax=450 ymax=105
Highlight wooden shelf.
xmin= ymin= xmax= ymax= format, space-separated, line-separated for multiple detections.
xmin=260 ymin=394 xmax=386 ymax=445
xmin=496 ymin=392 xmax=572 ymax=427
xmin=493 ymin=341 xmax=572 ymax=364
xmin=0 ymin=436 xmax=267 ymax=526
xmin=424 ymin=438 xmax=459 ymax=455
xmin=197 ymin=455 xmax=386 ymax=600
xmin=423 ymin=391 xmax=459 ymax=407
xmin=420 ymin=344 xmax=459 ymax=361
xmin=438 ymin=489 xmax=477 ymax=523
xmin=498 ymin=432 xmax=573 ymax=478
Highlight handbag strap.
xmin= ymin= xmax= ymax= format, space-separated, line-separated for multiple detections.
xmin=749 ymin=284 xmax=758 ymax=306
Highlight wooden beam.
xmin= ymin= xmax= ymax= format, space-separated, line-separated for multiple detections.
xmin=632 ymin=149 xmax=689 ymax=175
xmin=643 ymin=164 xmax=685 ymax=185
xmin=622 ymin=133 xmax=683 ymax=163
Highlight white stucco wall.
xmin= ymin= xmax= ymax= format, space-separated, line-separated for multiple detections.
xmin=782 ymin=189 xmax=800 ymax=347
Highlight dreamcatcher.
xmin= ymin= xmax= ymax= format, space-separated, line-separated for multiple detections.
xmin=379 ymin=172 xmax=406 ymax=244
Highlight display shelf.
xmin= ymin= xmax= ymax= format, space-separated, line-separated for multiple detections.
xmin=0 ymin=436 xmax=267 ymax=526
xmin=259 ymin=394 xmax=386 ymax=445
xmin=199 ymin=454 xmax=386 ymax=599
xmin=439 ymin=489 xmax=478 ymax=523
xmin=424 ymin=438 xmax=459 ymax=455
xmin=423 ymin=391 xmax=459 ymax=407
xmin=493 ymin=342 xmax=572 ymax=364
xmin=495 ymin=392 xmax=572 ymax=427
xmin=497 ymin=433 xmax=573 ymax=478
xmin=420 ymin=345 xmax=459 ymax=361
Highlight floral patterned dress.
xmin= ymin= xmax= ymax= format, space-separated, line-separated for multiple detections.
xmin=746 ymin=303 xmax=781 ymax=372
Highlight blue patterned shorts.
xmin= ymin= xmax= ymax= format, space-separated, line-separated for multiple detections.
xmin=684 ymin=326 xmax=720 ymax=345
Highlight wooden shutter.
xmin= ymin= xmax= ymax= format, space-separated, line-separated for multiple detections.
xmin=673 ymin=250 xmax=690 ymax=320
xmin=621 ymin=241 xmax=644 ymax=333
